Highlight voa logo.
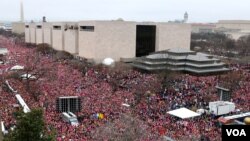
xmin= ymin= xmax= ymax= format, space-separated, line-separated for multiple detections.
xmin=226 ymin=129 xmax=247 ymax=136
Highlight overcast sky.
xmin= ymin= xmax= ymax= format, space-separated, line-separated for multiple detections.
xmin=0 ymin=0 xmax=250 ymax=23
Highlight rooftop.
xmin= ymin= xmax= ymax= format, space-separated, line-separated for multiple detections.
xmin=132 ymin=48 xmax=230 ymax=74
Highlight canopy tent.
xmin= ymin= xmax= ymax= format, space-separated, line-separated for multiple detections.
xmin=122 ymin=103 xmax=130 ymax=107
xmin=5 ymin=80 xmax=17 ymax=93
xmin=0 ymin=48 xmax=8 ymax=55
xmin=15 ymin=94 xmax=31 ymax=113
xmin=1 ymin=121 xmax=8 ymax=135
xmin=20 ymin=74 xmax=36 ymax=80
xmin=167 ymin=107 xmax=200 ymax=119
xmin=10 ymin=65 xmax=24 ymax=70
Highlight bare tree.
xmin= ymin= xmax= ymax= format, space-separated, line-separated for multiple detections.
xmin=92 ymin=114 xmax=162 ymax=141
xmin=21 ymin=52 xmax=55 ymax=101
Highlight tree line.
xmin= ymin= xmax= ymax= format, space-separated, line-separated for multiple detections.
xmin=191 ymin=32 xmax=250 ymax=57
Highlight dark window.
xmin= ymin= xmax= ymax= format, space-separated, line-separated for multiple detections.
xmin=53 ymin=26 xmax=61 ymax=30
xmin=80 ymin=26 xmax=94 ymax=32
xmin=25 ymin=25 xmax=29 ymax=28
xmin=37 ymin=25 xmax=42 ymax=29
xmin=136 ymin=25 xmax=156 ymax=57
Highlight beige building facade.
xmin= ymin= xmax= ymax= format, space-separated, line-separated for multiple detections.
xmin=12 ymin=22 xmax=25 ymax=34
xmin=156 ymin=23 xmax=191 ymax=51
xmin=78 ymin=21 xmax=137 ymax=62
xmin=35 ymin=23 xmax=43 ymax=44
xmin=29 ymin=23 xmax=36 ymax=44
xmin=43 ymin=23 xmax=53 ymax=45
xmin=25 ymin=24 xmax=30 ymax=43
xmin=52 ymin=22 xmax=65 ymax=51
xmin=216 ymin=20 xmax=250 ymax=39
xmin=25 ymin=20 xmax=191 ymax=62
xmin=64 ymin=22 xmax=79 ymax=54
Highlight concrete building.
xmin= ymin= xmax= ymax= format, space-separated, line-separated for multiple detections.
xmin=78 ymin=21 xmax=191 ymax=62
xmin=64 ymin=22 xmax=79 ymax=54
xmin=12 ymin=22 xmax=25 ymax=34
xmin=35 ymin=23 xmax=43 ymax=44
xmin=156 ymin=23 xmax=191 ymax=51
xmin=24 ymin=20 xmax=191 ymax=62
xmin=216 ymin=20 xmax=250 ymax=39
xmin=24 ymin=24 xmax=30 ymax=43
xmin=33 ymin=22 xmax=53 ymax=45
xmin=42 ymin=23 xmax=53 ymax=45
xmin=29 ymin=23 xmax=36 ymax=44
xmin=78 ymin=21 xmax=137 ymax=62
xmin=132 ymin=48 xmax=230 ymax=74
xmin=52 ymin=22 xmax=66 ymax=51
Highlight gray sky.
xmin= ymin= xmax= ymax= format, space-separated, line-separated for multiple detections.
xmin=0 ymin=0 xmax=250 ymax=23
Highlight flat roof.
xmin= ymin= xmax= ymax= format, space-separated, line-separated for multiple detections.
xmin=167 ymin=48 xmax=194 ymax=53
xmin=224 ymin=112 xmax=250 ymax=120
xmin=167 ymin=107 xmax=200 ymax=119
xmin=218 ymin=20 xmax=250 ymax=24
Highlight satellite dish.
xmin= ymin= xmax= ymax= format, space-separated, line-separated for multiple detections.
xmin=102 ymin=58 xmax=115 ymax=66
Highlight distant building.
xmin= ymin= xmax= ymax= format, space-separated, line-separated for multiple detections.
xmin=168 ymin=12 xmax=188 ymax=23
xmin=0 ymin=22 xmax=12 ymax=31
xmin=11 ymin=0 xmax=25 ymax=34
xmin=191 ymin=23 xmax=216 ymax=33
xmin=215 ymin=20 xmax=250 ymax=39
xmin=184 ymin=12 xmax=188 ymax=23
xmin=12 ymin=22 xmax=25 ymax=34
xmin=25 ymin=20 xmax=191 ymax=63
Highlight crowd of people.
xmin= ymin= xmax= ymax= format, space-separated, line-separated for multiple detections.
xmin=0 ymin=35 xmax=249 ymax=140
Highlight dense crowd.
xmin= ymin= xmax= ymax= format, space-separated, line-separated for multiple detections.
xmin=0 ymin=35 xmax=249 ymax=140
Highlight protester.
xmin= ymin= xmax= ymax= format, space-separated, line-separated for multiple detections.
xmin=0 ymin=35 xmax=249 ymax=140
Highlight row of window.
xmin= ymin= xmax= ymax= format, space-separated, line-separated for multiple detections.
xmin=25 ymin=25 xmax=95 ymax=32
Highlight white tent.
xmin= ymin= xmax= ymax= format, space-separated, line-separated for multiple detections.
xmin=102 ymin=58 xmax=115 ymax=66
xmin=5 ymin=80 xmax=17 ymax=93
xmin=15 ymin=94 xmax=31 ymax=113
xmin=167 ymin=108 xmax=200 ymax=119
xmin=1 ymin=121 xmax=8 ymax=135
xmin=10 ymin=65 xmax=24 ymax=70
xmin=20 ymin=74 xmax=36 ymax=80
xmin=0 ymin=48 xmax=8 ymax=55
xmin=122 ymin=103 xmax=130 ymax=107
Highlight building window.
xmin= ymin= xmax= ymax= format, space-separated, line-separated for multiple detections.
xmin=80 ymin=26 xmax=94 ymax=32
xmin=53 ymin=26 xmax=61 ymax=30
xmin=25 ymin=25 xmax=29 ymax=28
xmin=37 ymin=25 xmax=42 ymax=29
